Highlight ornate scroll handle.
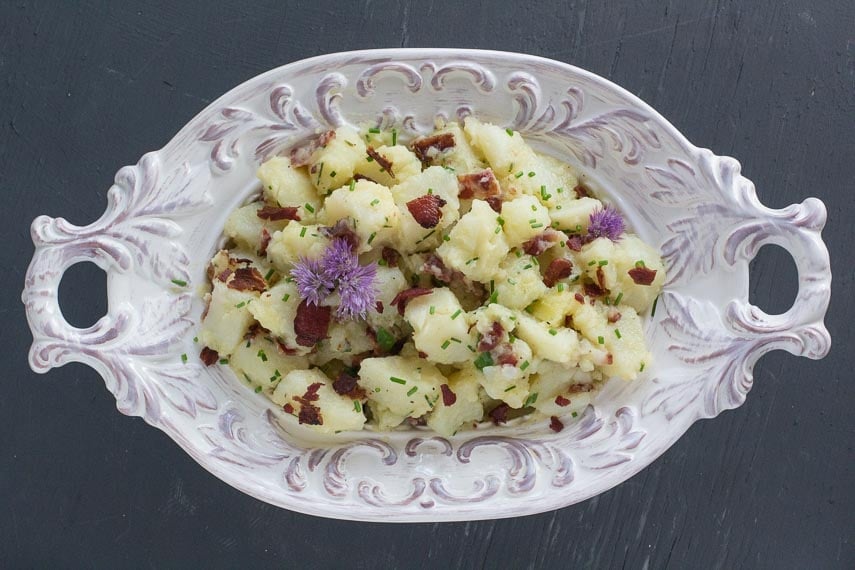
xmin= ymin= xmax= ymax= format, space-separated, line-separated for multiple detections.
xmin=22 ymin=216 xmax=126 ymax=373
xmin=724 ymin=196 xmax=831 ymax=360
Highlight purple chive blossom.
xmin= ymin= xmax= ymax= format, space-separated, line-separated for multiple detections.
xmin=291 ymin=257 xmax=334 ymax=306
xmin=320 ymin=237 xmax=358 ymax=281
xmin=335 ymin=263 xmax=377 ymax=320
xmin=587 ymin=205 xmax=625 ymax=241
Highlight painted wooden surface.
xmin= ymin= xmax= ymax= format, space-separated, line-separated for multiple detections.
xmin=1 ymin=0 xmax=851 ymax=567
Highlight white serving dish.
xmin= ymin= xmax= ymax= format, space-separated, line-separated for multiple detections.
xmin=23 ymin=49 xmax=831 ymax=522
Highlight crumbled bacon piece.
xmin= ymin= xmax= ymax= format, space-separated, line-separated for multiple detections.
xmin=440 ymin=384 xmax=457 ymax=407
xmin=568 ymin=383 xmax=594 ymax=393
xmin=297 ymin=403 xmax=322 ymax=426
xmin=605 ymin=353 xmax=614 ymax=365
xmin=390 ymin=287 xmax=433 ymax=315
xmin=596 ymin=266 xmax=606 ymax=289
xmin=555 ymin=395 xmax=571 ymax=407
xmin=628 ymin=266 xmax=658 ymax=285
xmin=375 ymin=301 xmax=384 ymax=313
xmin=244 ymin=322 xmax=270 ymax=341
xmin=275 ymin=339 xmax=297 ymax=355
xmin=574 ymin=293 xmax=585 ymax=304
xmin=367 ymin=146 xmax=394 ymax=176
xmin=573 ymin=183 xmax=591 ymax=198
xmin=353 ymin=173 xmax=378 ymax=184
xmin=522 ymin=230 xmax=561 ymax=256
xmin=257 ymin=205 xmax=300 ymax=221
xmin=199 ymin=347 xmax=219 ymax=366
xmin=566 ymin=235 xmax=584 ymax=252
xmin=485 ymin=196 xmax=503 ymax=213
xmin=332 ymin=372 xmax=363 ymax=398
xmin=228 ymin=267 xmax=267 ymax=292
xmin=549 ymin=416 xmax=565 ymax=432
xmin=489 ymin=403 xmax=511 ymax=425
xmin=496 ymin=350 xmax=519 ymax=366
xmin=607 ymin=309 xmax=622 ymax=324
xmin=564 ymin=315 xmax=574 ymax=328
xmin=283 ymin=403 xmax=294 ymax=414
xmin=411 ymin=132 xmax=455 ymax=165
xmin=543 ymin=258 xmax=574 ymax=287
xmin=477 ymin=322 xmax=505 ymax=352
xmin=321 ymin=219 xmax=360 ymax=251
xmin=293 ymin=300 xmax=331 ymax=346
xmin=302 ymin=382 xmax=322 ymax=402
xmin=417 ymin=351 xmax=428 ymax=359
xmin=381 ymin=247 xmax=399 ymax=267
xmin=457 ymin=169 xmax=500 ymax=200
xmin=406 ymin=194 xmax=447 ymax=229
xmin=423 ymin=254 xmax=455 ymax=283
xmin=583 ymin=281 xmax=604 ymax=297
xmin=289 ymin=130 xmax=335 ymax=167
xmin=216 ymin=268 xmax=233 ymax=282
xmin=258 ymin=228 xmax=272 ymax=256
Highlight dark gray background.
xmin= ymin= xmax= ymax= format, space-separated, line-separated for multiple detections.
xmin=1 ymin=0 xmax=852 ymax=568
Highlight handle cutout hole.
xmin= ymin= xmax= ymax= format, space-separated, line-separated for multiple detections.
xmin=748 ymin=244 xmax=798 ymax=316
xmin=58 ymin=261 xmax=108 ymax=328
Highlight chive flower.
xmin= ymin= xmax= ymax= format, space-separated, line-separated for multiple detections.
xmin=587 ymin=205 xmax=625 ymax=241
xmin=291 ymin=256 xmax=334 ymax=306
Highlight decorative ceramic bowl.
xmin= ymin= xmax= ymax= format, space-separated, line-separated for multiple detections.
xmin=23 ymin=49 xmax=831 ymax=522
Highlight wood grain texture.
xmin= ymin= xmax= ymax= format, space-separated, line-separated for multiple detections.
xmin=1 ymin=0 xmax=852 ymax=567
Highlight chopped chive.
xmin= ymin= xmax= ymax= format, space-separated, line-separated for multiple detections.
xmin=257 ymin=349 xmax=268 ymax=362
xmin=508 ymin=333 xmax=516 ymax=344
xmin=523 ymin=264 xmax=533 ymax=270
xmin=639 ymin=362 xmax=646 ymax=372
xmin=282 ymin=293 xmax=290 ymax=302
xmin=427 ymin=187 xmax=434 ymax=195
xmin=635 ymin=260 xmax=646 ymax=268
xmin=316 ymin=162 xmax=324 ymax=184
xmin=180 ymin=353 xmax=188 ymax=364
xmin=219 ymin=358 xmax=229 ymax=365
xmin=572 ymin=411 xmax=578 ymax=418
xmin=494 ymin=226 xmax=501 ymax=234
xmin=443 ymin=234 xmax=451 ymax=242
xmin=235 ymin=301 xmax=246 ymax=308
xmin=407 ymin=386 xmax=418 ymax=396
xmin=376 ymin=327 xmax=396 ymax=352
xmin=598 ymin=260 xmax=608 ymax=266
xmin=374 ymin=387 xmax=381 ymax=392
xmin=524 ymin=392 xmax=538 ymax=406
xmin=441 ymin=339 xmax=451 ymax=350
xmin=370 ymin=198 xmax=380 ymax=206
xmin=614 ymin=292 xmax=623 ymax=305
xmin=329 ymin=170 xmax=337 ymax=178
xmin=557 ymin=187 xmax=564 ymax=193
xmin=367 ymin=232 xmax=377 ymax=245
xmin=515 ymin=250 xmax=523 ymax=257
xmin=450 ymin=309 xmax=462 ymax=320
xmin=474 ymin=352 xmax=494 ymax=370
xmin=304 ymin=203 xmax=315 ymax=213
xmin=254 ymin=385 xmax=262 ymax=393
xmin=651 ymin=295 xmax=660 ymax=317
xmin=530 ymin=223 xmax=544 ymax=229
xmin=615 ymin=329 xmax=622 ymax=339
xmin=391 ymin=129 xmax=397 ymax=146
xmin=557 ymin=283 xmax=565 ymax=292
xmin=193 ymin=336 xmax=198 ymax=343
xmin=349 ymin=180 xmax=356 ymax=191
xmin=588 ymin=260 xmax=596 ymax=266
xmin=508 ymin=162 xmax=514 ymax=173
xmin=549 ymin=328 xmax=558 ymax=336
xmin=515 ymin=171 xmax=524 ymax=178
xmin=597 ymin=336 xmax=605 ymax=345
xmin=496 ymin=216 xmax=505 ymax=226
xmin=520 ymin=360 xmax=530 ymax=371
xmin=429 ymin=305 xmax=436 ymax=315
xmin=368 ymin=127 xmax=381 ymax=133
xmin=299 ymin=227 xmax=307 ymax=237
xmin=465 ymin=257 xmax=480 ymax=265
xmin=366 ymin=155 xmax=374 ymax=162
xmin=264 ymin=268 xmax=275 ymax=281
xmin=504 ymin=385 xmax=516 ymax=392
xmin=390 ymin=376 xmax=407 ymax=385
xmin=449 ymin=337 xmax=461 ymax=343
xmin=353 ymin=400 xmax=362 ymax=413
xmin=488 ymin=290 xmax=499 ymax=304
xmin=505 ymin=127 xmax=514 ymax=136
xmin=345 ymin=140 xmax=355 ymax=147
xmin=171 ymin=279 xmax=187 ymax=287
xmin=527 ymin=171 xmax=536 ymax=177
xmin=415 ymin=230 xmax=435 ymax=244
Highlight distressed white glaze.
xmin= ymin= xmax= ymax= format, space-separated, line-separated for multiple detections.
xmin=22 ymin=49 xmax=831 ymax=522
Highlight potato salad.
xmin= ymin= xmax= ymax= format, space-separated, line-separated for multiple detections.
xmin=197 ymin=118 xmax=666 ymax=436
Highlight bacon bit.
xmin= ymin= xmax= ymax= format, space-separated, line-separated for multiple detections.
xmin=549 ymin=416 xmax=565 ymax=432
xmin=216 ymin=268 xmax=233 ymax=282
xmin=411 ymin=132 xmax=455 ymax=165
xmin=199 ymin=347 xmax=219 ymax=366
xmin=406 ymin=416 xmax=427 ymax=427
xmin=289 ymin=130 xmax=335 ymax=167
xmin=628 ymin=266 xmax=658 ymax=285
xmin=522 ymin=231 xmax=561 ymax=256
xmin=574 ymin=293 xmax=585 ymax=304
xmin=228 ymin=267 xmax=267 ymax=292
xmin=297 ymin=403 xmax=322 ymax=426
xmin=489 ymin=403 xmax=511 ymax=425
xmin=478 ymin=322 xmax=505 ymax=352
xmin=596 ymin=266 xmax=606 ymax=289
xmin=381 ymin=247 xmax=399 ymax=267
xmin=607 ymin=309 xmax=622 ymax=324
xmin=302 ymin=382 xmax=322 ymax=402
xmin=566 ymin=235 xmax=584 ymax=251
xmin=244 ymin=322 xmax=270 ymax=341
xmin=496 ymin=350 xmax=519 ymax=366
xmin=353 ymin=173 xmax=378 ymax=184
xmin=332 ymin=372 xmax=364 ymax=398
xmin=543 ymin=258 xmax=574 ymax=287
xmin=233 ymin=257 xmax=254 ymax=265
xmin=321 ymin=219 xmax=360 ymax=251
xmin=423 ymin=254 xmax=455 ymax=283
xmin=390 ymin=287 xmax=433 ymax=315
xmin=258 ymin=228 xmax=272 ymax=256
xmin=568 ymin=383 xmax=594 ymax=393
xmin=367 ymin=146 xmax=394 ymax=177
xmin=417 ymin=351 xmax=428 ymax=359
xmin=257 ymin=205 xmax=300 ymax=221
xmin=573 ymin=183 xmax=590 ymax=198
xmin=406 ymin=194 xmax=447 ymax=229
xmin=275 ymin=339 xmax=297 ymax=355
xmin=457 ymin=169 xmax=500 ymax=200
xmin=485 ymin=196 xmax=503 ymax=213
xmin=605 ymin=353 xmax=614 ymax=365
xmin=375 ymin=301 xmax=384 ymax=313
xmin=440 ymin=384 xmax=457 ymax=406
xmin=564 ymin=315 xmax=574 ymax=328
xmin=294 ymin=300 xmax=331 ymax=346
xmin=283 ymin=403 xmax=294 ymax=414
xmin=555 ymin=395 xmax=571 ymax=407
xmin=583 ymin=281 xmax=604 ymax=297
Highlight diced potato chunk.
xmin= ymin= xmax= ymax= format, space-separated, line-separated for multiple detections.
xmin=429 ymin=121 xmax=485 ymax=172
xmin=405 ymin=288 xmax=475 ymax=364
xmin=354 ymin=144 xmax=423 ymax=187
xmin=500 ymin=195 xmax=551 ymax=248
xmin=199 ymin=281 xmax=257 ymax=355
xmin=426 ymin=369 xmax=484 ymax=436
xmin=494 ymin=252 xmax=548 ymax=310
xmin=514 ymin=313 xmax=580 ymax=364
xmin=246 ymin=281 xmax=307 ymax=355
xmin=323 ymin=180 xmax=398 ymax=252
xmin=359 ymin=356 xmax=444 ymax=418
xmin=307 ymin=126 xmax=366 ymax=194
xmin=548 ymin=196 xmax=602 ymax=232
xmin=565 ymin=300 xmax=648 ymax=379
xmin=310 ymin=319 xmax=376 ymax=367
xmin=257 ymin=157 xmax=321 ymax=221
xmin=436 ymin=199 xmax=509 ymax=282
xmin=529 ymin=362 xmax=593 ymax=416
xmin=391 ymin=166 xmax=461 ymax=253
xmin=231 ymin=335 xmax=309 ymax=393
xmin=273 ymin=369 xmax=366 ymax=434
xmin=266 ymin=223 xmax=329 ymax=271
xmin=224 ymin=203 xmax=287 ymax=253
xmin=365 ymin=265 xmax=408 ymax=332
xmin=530 ymin=288 xmax=578 ymax=326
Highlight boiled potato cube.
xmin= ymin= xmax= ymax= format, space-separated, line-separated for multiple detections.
xmin=514 ymin=313 xmax=580 ymax=364
xmin=426 ymin=369 xmax=484 ymax=436
xmin=500 ymin=195 xmax=552 ymax=248
xmin=310 ymin=319 xmax=376 ymax=367
xmin=530 ymin=288 xmax=579 ymax=326
xmin=391 ymin=166 xmax=461 ymax=253
xmin=323 ymin=180 xmax=398 ymax=252
xmin=494 ymin=252 xmax=548 ymax=310
xmin=368 ymin=401 xmax=407 ymax=430
xmin=307 ymin=126 xmax=366 ymax=194
xmin=429 ymin=121 xmax=485 ymax=172
xmin=266 ymin=223 xmax=330 ymax=271
xmin=359 ymin=356 xmax=444 ymax=418
xmin=224 ymin=203 xmax=288 ymax=253
xmin=565 ymin=300 xmax=648 ymax=380
xmin=365 ymin=265 xmax=408 ymax=332
xmin=246 ymin=281 xmax=308 ymax=355
xmin=257 ymin=157 xmax=321 ymax=221
xmin=405 ymin=288 xmax=476 ymax=364
xmin=529 ymin=362 xmax=594 ymax=416
xmin=272 ymin=369 xmax=366 ymax=434
xmin=199 ymin=281 xmax=257 ymax=356
xmin=231 ymin=335 xmax=309 ymax=393
xmin=354 ymin=144 xmax=423 ymax=187
xmin=436 ymin=199 xmax=509 ymax=282
xmin=548 ymin=196 xmax=602 ymax=232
